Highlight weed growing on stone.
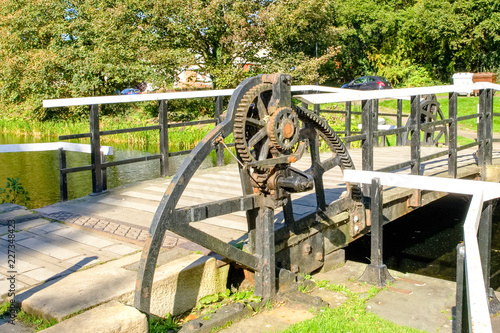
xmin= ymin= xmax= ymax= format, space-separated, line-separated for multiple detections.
xmin=16 ymin=309 xmax=57 ymax=331
xmin=210 ymin=320 xmax=232 ymax=332
xmin=178 ymin=287 xmax=262 ymax=327
xmin=298 ymin=284 xmax=311 ymax=293
xmin=149 ymin=314 xmax=181 ymax=333
xmin=0 ymin=178 xmax=30 ymax=206
xmin=1 ymin=301 xmax=57 ymax=331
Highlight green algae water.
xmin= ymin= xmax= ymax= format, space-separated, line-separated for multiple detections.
xmin=0 ymin=132 xmax=203 ymax=209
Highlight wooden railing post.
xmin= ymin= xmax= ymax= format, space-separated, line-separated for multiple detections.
xmin=159 ymin=100 xmax=169 ymax=177
xmin=313 ymin=104 xmax=320 ymax=115
xmin=358 ymin=177 xmax=394 ymax=286
xmin=361 ymin=99 xmax=374 ymax=196
xmin=214 ymin=96 xmax=224 ymax=166
xmin=396 ymin=99 xmax=403 ymax=146
xmin=448 ymin=92 xmax=458 ymax=178
xmin=345 ymin=101 xmax=351 ymax=149
xmin=478 ymin=201 xmax=500 ymax=314
xmin=89 ymin=104 xmax=103 ymax=194
xmin=373 ymin=99 xmax=380 ymax=146
xmin=409 ymin=95 xmax=422 ymax=207
xmin=58 ymin=148 xmax=68 ymax=202
xmin=478 ymin=89 xmax=493 ymax=179
xmin=410 ymin=95 xmax=421 ymax=175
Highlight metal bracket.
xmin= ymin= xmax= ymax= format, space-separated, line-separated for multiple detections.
xmin=407 ymin=189 xmax=421 ymax=208
xmin=275 ymin=231 xmax=324 ymax=274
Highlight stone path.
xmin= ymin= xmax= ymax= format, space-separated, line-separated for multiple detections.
xmin=0 ymin=204 xmax=141 ymax=300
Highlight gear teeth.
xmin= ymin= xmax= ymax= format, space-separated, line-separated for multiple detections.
xmin=233 ymin=83 xmax=273 ymax=171
xmin=294 ymin=104 xmax=360 ymax=196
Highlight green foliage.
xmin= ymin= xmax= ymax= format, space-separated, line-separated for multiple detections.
xmin=324 ymin=0 xmax=500 ymax=86
xmin=298 ymin=284 xmax=311 ymax=293
xmin=16 ymin=309 xmax=57 ymax=332
xmin=0 ymin=116 xmax=220 ymax=153
xmin=1 ymin=0 xmax=499 ymax=122
xmin=149 ymin=314 xmax=181 ymax=333
xmin=197 ymin=289 xmax=261 ymax=307
xmin=0 ymin=0 xmax=177 ymax=120
xmin=0 ymin=178 xmax=30 ymax=206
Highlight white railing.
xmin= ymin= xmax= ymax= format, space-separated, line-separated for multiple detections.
xmin=343 ymin=170 xmax=500 ymax=332
xmin=295 ymin=82 xmax=500 ymax=104
xmin=42 ymin=85 xmax=355 ymax=108
xmin=0 ymin=142 xmax=113 ymax=155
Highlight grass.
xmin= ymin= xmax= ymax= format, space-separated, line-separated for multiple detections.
xmin=279 ymin=282 xmax=424 ymax=333
xmin=0 ymin=301 xmax=57 ymax=332
xmin=0 ymin=115 xmax=222 ymax=153
xmin=378 ymin=95 xmax=500 ymax=132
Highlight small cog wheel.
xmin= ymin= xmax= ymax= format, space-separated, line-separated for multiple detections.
xmin=267 ymin=107 xmax=300 ymax=152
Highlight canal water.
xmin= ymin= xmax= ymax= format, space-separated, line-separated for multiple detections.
xmin=345 ymin=194 xmax=500 ymax=290
xmin=0 ymin=132 xmax=212 ymax=209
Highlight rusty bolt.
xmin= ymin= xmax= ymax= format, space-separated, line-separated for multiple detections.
xmin=291 ymin=264 xmax=299 ymax=273
xmin=303 ymin=244 xmax=312 ymax=255
xmin=288 ymin=155 xmax=297 ymax=163
xmin=315 ymin=252 xmax=324 ymax=262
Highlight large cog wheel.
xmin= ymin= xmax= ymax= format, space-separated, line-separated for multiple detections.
xmin=234 ymin=83 xmax=275 ymax=168
xmin=233 ymin=83 xmax=358 ymax=198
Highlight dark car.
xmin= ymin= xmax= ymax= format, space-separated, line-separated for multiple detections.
xmin=341 ymin=76 xmax=392 ymax=90
xmin=121 ymin=88 xmax=141 ymax=95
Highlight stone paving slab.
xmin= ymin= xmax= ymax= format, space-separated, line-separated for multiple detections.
xmin=0 ymin=219 xmax=49 ymax=236
xmin=0 ymin=209 xmax=33 ymax=222
xmin=220 ymin=305 xmax=315 ymax=333
xmin=40 ymin=300 xmax=148 ymax=333
xmin=0 ymin=209 xmax=142 ymax=300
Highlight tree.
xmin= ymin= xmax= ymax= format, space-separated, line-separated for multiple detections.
xmin=0 ymin=0 xmax=176 ymax=119
xmin=129 ymin=0 xmax=340 ymax=87
xmin=259 ymin=0 xmax=340 ymax=84
xmin=140 ymin=0 xmax=268 ymax=89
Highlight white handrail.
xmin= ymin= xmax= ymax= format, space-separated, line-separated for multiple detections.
xmin=296 ymin=82 xmax=500 ymax=104
xmin=42 ymin=85 xmax=358 ymax=108
xmin=343 ymin=170 xmax=498 ymax=332
xmin=0 ymin=142 xmax=113 ymax=155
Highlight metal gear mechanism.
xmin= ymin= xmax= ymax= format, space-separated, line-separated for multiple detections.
xmin=404 ymin=94 xmax=448 ymax=146
xmin=233 ymin=80 xmax=357 ymax=198
xmin=267 ymin=107 xmax=301 ymax=151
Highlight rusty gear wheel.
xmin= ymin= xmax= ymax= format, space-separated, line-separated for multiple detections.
xmin=267 ymin=107 xmax=300 ymax=152
xmin=233 ymin=83 xmax=274 ymax=168
xmin=233 ymin=82 xmax=359 ymax=198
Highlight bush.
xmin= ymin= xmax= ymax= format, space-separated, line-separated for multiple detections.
xmin=0 ymin=178 xmax=30 ymax=206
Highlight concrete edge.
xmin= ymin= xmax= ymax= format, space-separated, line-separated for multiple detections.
xmin=38 ymin=300 xmax=148 ymax=333
xmin=0 ymin=203 xmax=27 ymax=214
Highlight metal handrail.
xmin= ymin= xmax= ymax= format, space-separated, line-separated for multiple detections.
xmin=344 ymin=170 xmax=500 ymax=332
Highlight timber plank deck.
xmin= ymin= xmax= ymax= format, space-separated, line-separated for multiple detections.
xmin=37 ymin=146 xmax=499 ymax=249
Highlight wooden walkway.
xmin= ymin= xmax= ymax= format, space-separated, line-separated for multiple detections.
xmin=36 ymin=146 xmax=499 ymax=251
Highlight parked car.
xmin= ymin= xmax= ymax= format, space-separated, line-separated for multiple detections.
xmin=121 ymin=88 xmax=141 ymax=95
xmin=341 ymin=76 xmax=392 ymax=90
